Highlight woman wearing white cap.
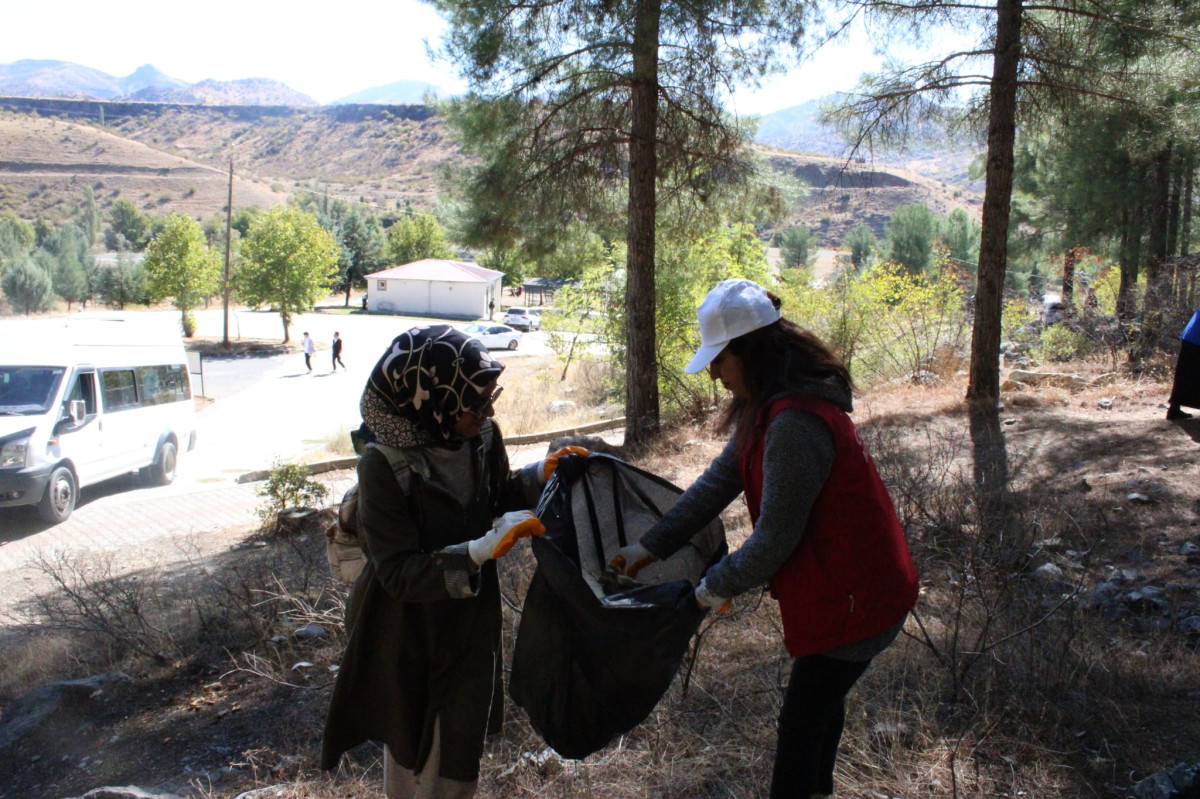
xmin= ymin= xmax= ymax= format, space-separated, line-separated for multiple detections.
xmin=609 ymin=278 xmax=918 ymax=799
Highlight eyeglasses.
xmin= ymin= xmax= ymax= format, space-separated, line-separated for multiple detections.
xmin=466 ymin=386 xmax=503 ymax=418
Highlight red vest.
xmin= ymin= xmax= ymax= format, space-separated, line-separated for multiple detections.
xmin=740 ymin=395 xmax=918 ymax=658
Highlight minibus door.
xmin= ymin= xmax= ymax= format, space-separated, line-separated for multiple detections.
xmin=55 ymin=369 xmax=103 ymax=485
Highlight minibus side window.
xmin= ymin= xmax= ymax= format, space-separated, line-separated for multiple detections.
xmin=100 ymin=369 xmax=139 ymax=411
xmin=65 ymin=373 xmax=97 ymax=418
xmin=136 ymin=365 xmax=191 ymax=405
xmin=169 ymin=365 xmax=192 ymax=401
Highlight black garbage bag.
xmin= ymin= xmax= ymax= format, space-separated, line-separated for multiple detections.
xmin=509 ymin=453 xmax=726 ymax=760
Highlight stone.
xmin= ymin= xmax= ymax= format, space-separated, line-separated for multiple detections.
xmin=1006 ymin=369 xmax=1090 ymax=391
xmin=293 ymin=624 xmax=326 ymax=640
xmin=0 ymin=672 xmax=130 ymax=751
xmin=1034 ymin=562 xmax=1064 ymax=579
xmin=67 ymin=788 xmax=181 ymax=799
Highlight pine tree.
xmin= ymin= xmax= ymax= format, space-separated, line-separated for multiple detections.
xmin=426 ymin=0 xmax=810 ymax=444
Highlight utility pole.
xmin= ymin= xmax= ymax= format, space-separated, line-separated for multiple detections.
xmin=222 ymin=159 xmax=233 ymax=346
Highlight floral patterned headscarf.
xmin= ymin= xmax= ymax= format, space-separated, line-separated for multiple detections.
xmin=361 ymin=325 xmax=504 ymax=447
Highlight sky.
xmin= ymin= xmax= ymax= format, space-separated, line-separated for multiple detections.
xmin=6 ymin=1 xmax=917 ymax=115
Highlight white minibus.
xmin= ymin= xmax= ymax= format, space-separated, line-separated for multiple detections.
xmin=0 ymin=314 xmax=197 ymax=523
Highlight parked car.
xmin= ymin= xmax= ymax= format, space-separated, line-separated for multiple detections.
xmin=503 ymin=307 xmax=542 ymax=331
xmin=463 ymin=324 xmax=522 ymax=350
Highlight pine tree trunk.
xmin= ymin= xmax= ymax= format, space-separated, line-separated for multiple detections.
xmin=1167 ymin=152 xmax=1183 ymax=257
xmin=1061 ymin=247 xmax=1076 ymax=308
xmin=1145 ymin=142 xmax=1173 ymax=316
xmin=1181 ymin=154 xmax=1194 ymax=257
xmin=623 ymin=0 xmax=662 ymax=448
xmin=967 ymin=0 xmax=1023 ymax=408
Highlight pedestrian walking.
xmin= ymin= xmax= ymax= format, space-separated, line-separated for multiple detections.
xmin=1167 ymin=303 xmax=1200 ymax=420
xmin=302 ymin=332 xmax=315 ymax=373
xmin=488 ymin=299 xmax=495 ymax=320
xmin=609 ymin=278 xmax=918 ymax=799
xmin=332 ymin=332 xmax=346 ymax=372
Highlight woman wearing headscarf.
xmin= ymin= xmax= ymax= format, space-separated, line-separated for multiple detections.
xmin=609 ymin=280 xmax=917 ymax=799
xmin=321 ymin=325 xmax=581 ymax=799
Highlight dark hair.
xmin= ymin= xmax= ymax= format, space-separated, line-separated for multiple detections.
xmin=716 ymin=298 xmax=853 ymax=444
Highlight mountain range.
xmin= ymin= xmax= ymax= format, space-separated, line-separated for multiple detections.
xmin=0 ymin=59 xmax=445 ymax=107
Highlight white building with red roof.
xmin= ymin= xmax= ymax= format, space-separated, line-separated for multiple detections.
xmin=364 ymin=259 xmax=504 ymax=319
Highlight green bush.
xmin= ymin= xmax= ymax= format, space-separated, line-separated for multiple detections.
xmin=256 ymin=460 xmax=330 ymax=529
xmin=1039 ymin=324 xmax=1090 ymax=362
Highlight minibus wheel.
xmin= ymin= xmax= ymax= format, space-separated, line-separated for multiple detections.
xmin=145 ymin=440 xmax=178 ymax=486
xmin=38 ymin=466 xmax=77 ymax=524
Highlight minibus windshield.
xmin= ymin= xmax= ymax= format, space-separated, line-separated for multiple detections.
xmin=0 ymin=367 xmax=66 ymax=415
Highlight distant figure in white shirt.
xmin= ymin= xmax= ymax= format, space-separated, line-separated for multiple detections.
xmin=302 ymin=332 xmax=316 ymax=373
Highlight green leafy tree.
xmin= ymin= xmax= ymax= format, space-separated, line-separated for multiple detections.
xmin=95 ymin=253 xmax=148 ymax=309
xmin=779 ymin=225 xmax=815 ymax=269
xmin=0 ymin=212 xmax=36 ymax=266
xmin=478 ymin=246 xmax=531 ymax=289
xmin=336 ymin=205 xmax=387 ymax=307
xmin=428 ymin=0 xmax=809 ymax=445
xmin=385 ymin=211 xmax=453 ymax=266
xmin=106 ymin=199 xmax=151 ymax=251
xmin=230 ymin=207 xmax=262 ymax=239
xmin=143 ymin=214 xmax=221 ymax=338
xmin=239 ymin=206 xmax=340 ymax=342
xmin=47 ymin=249 xmax=88 ymax=311
xmin=2 ymin=256 xmax=53 ymax=314
xmin=939 ymin=208 xmax=980 ymax=273
xmin=842 ymin=223 xmax=877 ymax=268
xmin=886 ymin=204 xmax=935 ymax=275
xmin=77 ymin=185 xmax=100 ymax=248
xmin=822 ymin=0 xmax=1198 ymax=406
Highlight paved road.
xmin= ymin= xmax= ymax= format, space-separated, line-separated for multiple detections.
xmin=0 ymin=306 xmax=562 ymax=617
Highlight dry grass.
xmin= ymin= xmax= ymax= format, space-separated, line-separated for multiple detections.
xmin=2 ymin=359 xmax=1197 ymax=798
xmin=490 ymin=353 xmax=622 ymax=437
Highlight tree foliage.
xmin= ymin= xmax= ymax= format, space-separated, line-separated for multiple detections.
xmin=1 ymin=256 xmax=53 ymax=315
xmin=842 ymin=223 xmax=877 ymax=269
xmin=779 ymin=225 xmax=815 ymax=269
xmin=427 ymin=0 xmax=810 ymax=444
xmin=385 ymin=211 xmax=453 ymax=266
xmin=94 ymin=254 xmax=148 ymax=310
xmin=821 ymin=0 xmax=1200 ymax=404
xmin=106 ymin=199 xmax=151 ymax=251
xmin=238 ymin=206 xmax=340 ymax=342
xmin=886 ymin=204 xmax=935 ymax=275
xmin=143 ymin=214 xmax=221 ymax=338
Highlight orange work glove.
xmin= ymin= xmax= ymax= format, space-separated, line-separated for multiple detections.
xmin=468 ymin=510 xmax=545 ymax=565
xmin=540 ymin=445 xmax=590 ymax=483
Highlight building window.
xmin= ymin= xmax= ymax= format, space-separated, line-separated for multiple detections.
xmin=377 ymin=280 xmax=387 ymax=291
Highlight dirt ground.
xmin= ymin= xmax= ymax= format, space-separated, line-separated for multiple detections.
xmin=0 ymin=361 xmax=1197 ymax=799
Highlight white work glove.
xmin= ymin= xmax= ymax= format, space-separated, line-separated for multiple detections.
xmin=694 ymin=577 xmax=731 ymax=614
xmin=468 ymin=510 xmax=545 ymax=566
xmin=606 ymin=542 xmax=657 ymax=578
xmin=540 ymin=445 xmax=590 ymax=483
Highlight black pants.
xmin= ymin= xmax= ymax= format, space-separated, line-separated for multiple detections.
xmin=304 ymin=353 xmax=312 ymax=371
xmin=770 ymin=653 xmax=871 ymax=798
xmin=1169 ymin=339 xmax=1200 ymax=410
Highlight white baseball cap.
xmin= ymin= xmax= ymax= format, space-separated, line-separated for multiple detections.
xmin=684 ymin=279 xmax=782 ymax=374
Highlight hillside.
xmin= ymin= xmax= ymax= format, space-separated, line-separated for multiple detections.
xmin=0 ymin=114 xmax=288 ymax=221
xmin=766 ymin=148 xmax=980 ymax=246
xmin=0 ymin=99 xmax=978 ymax=237
xmin=756 ymin=96 xmax=983 ymax=190
xmin=0 ymin=100 xmax=457 ymax=221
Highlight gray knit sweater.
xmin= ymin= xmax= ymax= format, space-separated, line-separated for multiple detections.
xmin=641 ymin=376 xmax=903 ymax=661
